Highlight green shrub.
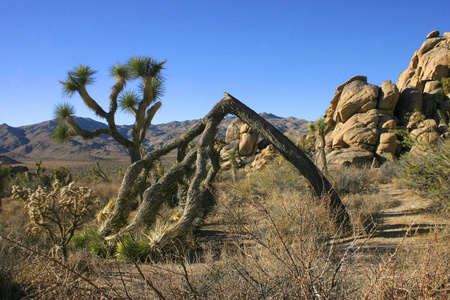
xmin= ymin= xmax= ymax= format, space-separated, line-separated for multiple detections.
xmin=441 ymin=77 xmax=450 ymax=95
xmin=395 ymin=140 xmax=450 ymax=214
xmin=70 ymin=227 xmax=107 ymax=256
xmin=52 ymin=166 xmax=70 ymax=183
xmin=115 ymin=235 xmax=151 ymax=261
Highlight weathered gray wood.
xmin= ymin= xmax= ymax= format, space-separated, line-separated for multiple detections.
xmin=99 ymin=121 xmax=205 ymax=235
xmin=221 ymin=93 xmax=350 ymax=232
xmin=154 ymin=106 xmax=224 ymax=245
xmin=100 ymin=94 xmax=351 ymax=241
xmin=120 ymin=149 xmax=198 ymax=235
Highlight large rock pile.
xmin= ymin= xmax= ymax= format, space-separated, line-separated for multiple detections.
xmin=216 ymin=114 xmax=308 ymax=171
xmin=321 ymin=30 xmax=450 ymax=167
xmin=217 ymin=118 xmax=259 ymax=170
xmin=218 ymin=118 xmax=280 ymax=171
xmin=219 ymin=31 xmax=449 ymax=171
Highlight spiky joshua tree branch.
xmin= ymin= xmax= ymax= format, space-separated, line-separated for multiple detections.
xmin=53 ymin=56 xmax=166 ymax=163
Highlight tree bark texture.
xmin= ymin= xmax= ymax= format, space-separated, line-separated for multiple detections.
xmin=99 ymin=94 xmax=351 ymax=242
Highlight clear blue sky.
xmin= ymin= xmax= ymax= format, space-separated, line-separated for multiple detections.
xmin=1 ymin=0 xmax=449 ymax=127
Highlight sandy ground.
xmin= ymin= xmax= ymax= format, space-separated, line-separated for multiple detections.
xmin=339 ymin=183 xmax=449 ymax=253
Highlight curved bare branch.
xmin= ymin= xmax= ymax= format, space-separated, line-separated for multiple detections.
xmin=100 ymin=94 xmax=351 ymax=240
xmin=99 ymin=121 xmax=205 ymax=235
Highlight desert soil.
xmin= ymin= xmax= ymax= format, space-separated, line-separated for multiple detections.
xmin=340 ymin=183 xmax=449 ymax=253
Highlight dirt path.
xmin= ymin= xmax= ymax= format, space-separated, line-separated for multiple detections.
xmin=342 ymin=183 xmax=449 ymax=253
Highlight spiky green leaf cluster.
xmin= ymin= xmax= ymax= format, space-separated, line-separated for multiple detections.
xmin=152 ymin=76 xmax=165 ymax=100
xmin=53 ymin=102 xmax=75 ymax=121
xmin=60 ymin=65 xmax=97 ymax=97
xmin=52 ymin=123 xmax=70 ymax=144
xmin=70 ymin=227 xmax=107 ymax=256
xmin=110 ymin=62 xmax=132 ymax=82
xmin=115 ymin=235 xmax=151 ymax=261
xmin=128 ymin=56 xmax=166 ymax=79
xmin=308 ymin=118 xmax=327 ymax=134
xmin=118 ymin=91 xmax=139 ymax=113
xmin=137 ymin=76 xmax=165 ymax=101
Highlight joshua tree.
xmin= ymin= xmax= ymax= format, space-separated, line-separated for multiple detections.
xmin=99 ymin=94 xmax=351 ymax=245
xmin=53 ymin=56 xmax=166 ymax=163
xmin=308 ymin=118 xmax=328 ymax=174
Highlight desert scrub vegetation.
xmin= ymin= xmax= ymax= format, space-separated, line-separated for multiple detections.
xmin=11 ymin=180 xmax=99 ymax=259
xmin=0 ymin=142 xmax=448 ymax=298
xmin=394 ymin=139 xmax=450 ymax=214
xmin=325 ymin=165 xmax=399 ymax=234
xmin=0 ymin=163 xmax=11 ymax=209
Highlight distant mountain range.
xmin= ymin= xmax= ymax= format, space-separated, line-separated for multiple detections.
xmin=0 ymin=113 xmax=309 ymax=163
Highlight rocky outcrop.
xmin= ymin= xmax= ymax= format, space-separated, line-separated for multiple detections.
xmin=222 ymin=118 xmax=258 ymax=155
xmin=324 ymin=77 xmax=399 ymax=165
xmin=251 ymin=145 xmax=278 ymax=171
xmin=238 ymin=123 xmax=259 ymax=156
xmin=396 ymin=30 xmax=450 ymax=124
xmin=326 ymin=148 xmax=374 ymax=167
xmin=219 ymin=118 xmax=260 ymax=169
xmin=333 ymin=77 xmax=379 ymax=123
xmin=320 ymin=30 xmax=450 ymax=167
xmin=219 ymin=114 xmax=307 ymax=170
xmin=328 ymin=108 xmax=380 ymax=150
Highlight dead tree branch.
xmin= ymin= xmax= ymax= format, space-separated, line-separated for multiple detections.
xmin=99 ymin=94 xmax=351 ymax=243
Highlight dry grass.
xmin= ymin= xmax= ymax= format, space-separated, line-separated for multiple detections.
xmin=0 ymin=158 xmax=448 ymax=299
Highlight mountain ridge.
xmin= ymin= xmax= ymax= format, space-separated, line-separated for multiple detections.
xmin=0 ymin=114 xmax=309 ymax=163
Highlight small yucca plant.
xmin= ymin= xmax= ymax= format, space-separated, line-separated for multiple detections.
xmin=115 ymin=235 xmax=151 ymax=261
xmin=70 ymin=227 xmax=107 ymax=256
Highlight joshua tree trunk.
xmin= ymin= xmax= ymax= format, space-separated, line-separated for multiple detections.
xmin=100 ymin=94 xmax=351 ymax=243
xmin=128 ymin=145 xmax=142 ymax=163
xmin=315 ymin=132 xmax=328 ymax=174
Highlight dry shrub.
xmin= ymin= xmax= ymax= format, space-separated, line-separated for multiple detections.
xmin=11 ymin=181 xmax=99 ymax=258
xmin=0 ymin=233 xmax=109 ymax=299
xmin=328 ymin=165 xmax=381 ymax=196
xmin=90 ymin=181 xmax=121 ymax=203
xmin=192 ymin=160 xmax=358 ymax=298
xmin=216 ymin=195 xmax=345 ymax=298
xmin=1 ymin=152 xmax=448 ymax=298
xmin=395 ymin=140 xmax=450 ymax=215
xmin=343 ymin=193 xmax=386 ymax=234
xmin=3 ymin=226 xmax=447 ymax=299
xmin=364 ymin=227 xmax=450 ymax=299
xmin=0 ymin=239 xmax=28 ymax=299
